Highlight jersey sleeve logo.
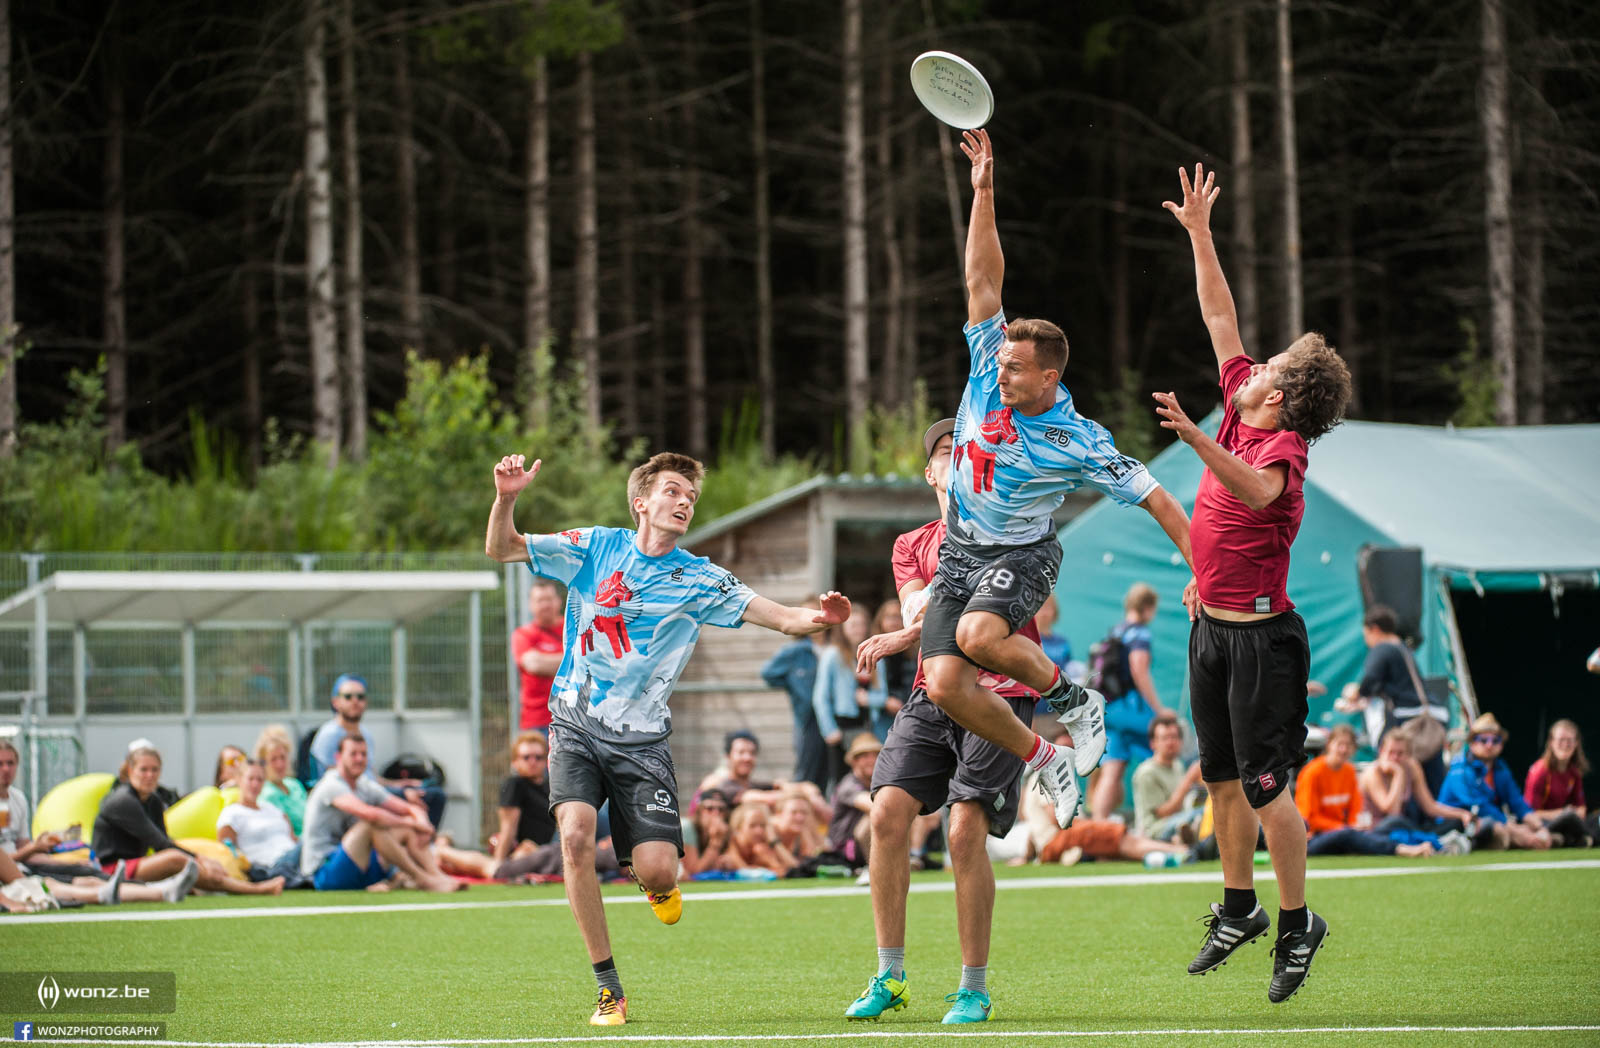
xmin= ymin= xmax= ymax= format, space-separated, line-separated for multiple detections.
xmin=967 ymin=408 xmax=1020 ymax=493
xmin=560 ymin=529 xmax=585 ymax=545
xmin=579 ymin=571 xmax=642 ymax=658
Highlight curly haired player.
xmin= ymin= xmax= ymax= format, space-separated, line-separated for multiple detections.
xmin=1156 ymin=163 xmax=1352 ymax=1004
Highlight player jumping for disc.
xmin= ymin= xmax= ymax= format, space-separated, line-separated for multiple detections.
xmin=920 ymin=128 xmax=1194 ymax=827
xmin=487 ymin=451 xmax=849 ymax=1027
xmin=1157 ymin=163 xmax=1351 ymax=1003
xmin=841 ymin=418 xmax=1047 ymax=1025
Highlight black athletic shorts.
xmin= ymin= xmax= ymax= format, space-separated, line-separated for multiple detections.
xmin=921 ymin=515 xmax=1062 ymax=667
xmin=546 ymin=724 xmax=684 ymax=865
xmin=1188 ymin=610 xmax=1310 ymax=808
xmin=869 ymin=687 xmax=1028 ymax=837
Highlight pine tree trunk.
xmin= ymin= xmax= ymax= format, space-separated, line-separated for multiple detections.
xmin=1110 ymin=109 xmax=1130 ymax=384
xmin=523 ymin=42 xmax=551 ymax=428
xmin=876 ymin=44 xmax=904 ymax=410
xmin=682 ymin=0 xmax=707 ymax=459
xmin=1522 ymin=150 xmax=1544 ymax=424
xmin=103 ymin=19 xmax=128 ymax=454
xmin=899 ymin=119 xmax=920 ymax=405
xmin=1481 ymin=0 xmax=1517 ymax=425
xmin=304 ymin=0 xmax=341 ymax=464
xmin=617 ymin=76 xmax=640 ymax=442
xmin=393 ymin=31 xmax=423 ymax=356
xmin=1337 ymin=198 xmax=1361 ymax=414
xmin=751 ymin=0 xmax=776 ymax=457
xmin=1229 ymin=7 xmax=1259 ymax=359
xmin=842 ymin=0 xmax=870 ymax=471
xmin=1274 ymin=0 xmax=1303 ymax=347
xmin=575 ymin=51 xmax=601 ymax=427
xmin=919 ymin=0 xmax=964 ymax=275
xmin=339 ymin=0 xmax=366 ymax=460
xmin=243 ymin=209 xmax=263 ymax=473
xmin=0 ymin=0 xmax=17 ymax=457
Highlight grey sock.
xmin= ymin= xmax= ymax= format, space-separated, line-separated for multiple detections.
xmin=877 ymin=947 xmax=905 ymax=981
xmin=959 ymin=965 xmax=987 ymax=995
xmin=592 ymin=958 xmax=623 ymax=998
xmin=97 ymin=861 xmax=126 ymax=905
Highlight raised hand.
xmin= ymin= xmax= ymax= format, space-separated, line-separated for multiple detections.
xmin=1152 ymin=391 xmax=1202 ymax=446
xmin=960 ymin=128 xmax=994 ymax=191
xmin=856 ymin=627 xmax=917 ymax=676
xmin=493 ymin=454 xmax=541 ymax=498
xmin=1162 ymin=163 xmax=1220 ymax=236
xmin=813 ymin=590 xmax=852 ymax=627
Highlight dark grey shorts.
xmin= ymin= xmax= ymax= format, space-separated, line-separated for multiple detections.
xmin=546 ymin=724 xmax=684 ymax=865
xmin=869 ymin=688 xmax=1028 ymax=838
xmin=921 ymin=523 xmax=1062 ymax=667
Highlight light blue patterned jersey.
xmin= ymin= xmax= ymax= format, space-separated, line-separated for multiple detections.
xmin=524 ymin=527 xmax=756 ymax=744
xmin=949 ymin=309 xmax=1159 ymax=544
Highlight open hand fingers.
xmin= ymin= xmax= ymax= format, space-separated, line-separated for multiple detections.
xmin=1178 ymin=165 xmax=1192 ymax=196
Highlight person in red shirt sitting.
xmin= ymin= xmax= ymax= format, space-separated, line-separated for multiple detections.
xmin=1156 ymin=163 xmax=1352 ymax=1003
xmin=1523 ymin=719 xmax=1592 ymax=847
xmin=1297 ymin=726 xmax=1435 ymax=858
xmin=512 ymin=579 xmax=565 ymax=733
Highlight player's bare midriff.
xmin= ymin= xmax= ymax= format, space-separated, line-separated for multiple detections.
xmin=1202 ymin=604 xmax=1280 ymax=623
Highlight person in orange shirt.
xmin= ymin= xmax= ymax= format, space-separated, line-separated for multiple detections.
xmin=1296 ymin=726 xmax=1434 ymax=857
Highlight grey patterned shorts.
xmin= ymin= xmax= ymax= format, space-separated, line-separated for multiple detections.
xmin=920 ymin=526 xmax=1061 ymax=667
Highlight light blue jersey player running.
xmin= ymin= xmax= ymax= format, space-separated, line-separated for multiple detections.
xmin=917 ymin=129 xmax=1195 ymax=829
xmin=488 ymin=451 xmax=849 ymax=1027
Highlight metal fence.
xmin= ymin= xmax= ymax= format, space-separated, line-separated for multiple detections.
xmin=0 ymin=553 xmax=513 ymax=839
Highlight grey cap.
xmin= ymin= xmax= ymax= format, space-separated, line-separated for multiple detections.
xmin=923 ymin=418 xmax=957 ymax=463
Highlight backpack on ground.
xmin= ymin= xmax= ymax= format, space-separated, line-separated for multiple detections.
xmin=1087 ymin=626 xmax=1130 ymax=699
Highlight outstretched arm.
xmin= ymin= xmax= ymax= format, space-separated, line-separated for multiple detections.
xmin=486 ymin=454 xmax=539 ymax=562
xmin=1152 ymin=392 xmax=1286 ymax=511
xmin=742 ymin=591 xmax=851 ymax=637
xmin=961 ymin=129 xmax=1003 ymax=326
xmin=1163 ymin=164 xmax=1245 ymax=371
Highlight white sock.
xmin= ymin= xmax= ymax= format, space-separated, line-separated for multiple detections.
xmin=1024 ymin=736 xmax=1059 ymax=773
xmin=960 ymin=965 xmax=987 ymax=995
xmin=877 ymin=947 xmax=905 ymax=981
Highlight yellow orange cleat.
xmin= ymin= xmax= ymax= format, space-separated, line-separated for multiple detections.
xmin=589 ymin=988 xmax=627 ymax=1026
xmin=645 ymin=885 xmax=682 ymax=925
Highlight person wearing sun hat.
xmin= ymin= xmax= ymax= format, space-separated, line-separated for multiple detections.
xmin=1437 ymin=712 xmax=1552 ymax=851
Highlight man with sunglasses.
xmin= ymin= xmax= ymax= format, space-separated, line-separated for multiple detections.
xmin=309 ymin=674 xmax=446 ymax=826
xmin=1437 ymin=713 xmax=1553 ymax=851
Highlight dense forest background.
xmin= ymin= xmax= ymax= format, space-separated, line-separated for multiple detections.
xmin=1 ymin=0 xmax=1597 ymax=550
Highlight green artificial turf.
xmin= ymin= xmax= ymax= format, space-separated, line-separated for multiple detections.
xmin=7 ymin=852 xmax=1598 ymax=1046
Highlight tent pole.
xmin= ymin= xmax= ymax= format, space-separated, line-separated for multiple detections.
xmin=182 ymin=624 xmax=197 ymax=793
xmin=392 ymin=625 xmax=408 ymax=714
xmin=504 ymin=563 xmax=520 ymax=741
xmin=73 ymin=625 xmax=87 ymax=755
xmin=1437 ymin=576 xmax=1480 ymax=724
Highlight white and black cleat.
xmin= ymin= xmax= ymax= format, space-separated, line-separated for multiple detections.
xmin=1188 ymin=903 xmax=1271 ymax=976
xmin=1268 ymin=911 xmax=1328 ymax=1003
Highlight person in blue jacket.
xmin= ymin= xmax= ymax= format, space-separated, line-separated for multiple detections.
xmin=813 ymin=606 xmax=887 ymax=792
xmin=1437 ymin=712 xmax=1552 ymax=851
xmin=761 ymin=602 xmax=830 ymax=789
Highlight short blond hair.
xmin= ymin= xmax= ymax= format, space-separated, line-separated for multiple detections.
xmin=1124 ymin=582 xmax=1159 ymax=615
xmin=254 ymin=724 xmax=295 ymax=769
xmin=626 ymin=452 xmax=705 ymax=525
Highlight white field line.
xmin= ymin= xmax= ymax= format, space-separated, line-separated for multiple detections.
xmin=20 ymin=1025 xmax=1600 ymax=1046
xmin=9 ymin=857 xmax=1597 ymax=927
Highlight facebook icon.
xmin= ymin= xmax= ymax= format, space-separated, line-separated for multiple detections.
xmin=12 ymin=1022 xmax=31 ymax=1041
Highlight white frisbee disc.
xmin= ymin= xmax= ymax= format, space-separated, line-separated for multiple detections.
xmin=909 ymin=50 xmax=994 ymax=130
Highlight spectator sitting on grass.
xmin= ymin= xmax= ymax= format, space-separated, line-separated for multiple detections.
xmin=723 ymin=801 xmax=795 ymax=876
xmin=300 ymin=734 xmax=461 ymax=892
xmin=489 ymin=732 xmax=618 ymax=882
xmin=256 ymin=725 xmax=309 ymax=834
xmin=824 ymin=734 xmax=880 ymax=872
xmin=1297 ymin=725 xmax=1438 ymax=857
xmin=1131 ymin=712 xmax=1204 ymax=841
xmin=1 ymin=737 xmax=55 ymax=863
xmin=217 ymin=759 xmax=306 ymax=887
xmin=1359 ymin=729 xmax=1475 ymax=843
xmin=696 ymin=730 xmax=830 ymax=824
xmin=773 ymin=790 xmax=825 ymax=865
xmin=1437 ymin=713 xmax=1553 ymax=851
xmin=1020 ymin=737 xmax=1191 ymax=867
xmin=1523 ymin=719 xmax=1592 ymax=847
xmin=0 ymin=844 xmax=197 ymax=911
xmin=93 ymin=744 xmax=285 ymax=895
xmin=682 ymin=788 xmax=733 ymax=876
xmin=214 ymin=744 xmax=246 ymax=790
xmin=309 ymin=673 xmax=447 ymax=826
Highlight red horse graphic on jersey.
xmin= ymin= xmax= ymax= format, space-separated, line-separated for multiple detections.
xmin=966 ymin=408 xmax=1020 ymax=493
xmin=581 ymin=571 xmax=636 ymax=658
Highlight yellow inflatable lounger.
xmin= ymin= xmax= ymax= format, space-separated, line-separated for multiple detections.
xmin=176 ymin=837 xmax=248 ymax=880
xmin=32 ymin=772 xmax=116 ymax=840
xmin=164 ymin=787 xmax=225 ymax=841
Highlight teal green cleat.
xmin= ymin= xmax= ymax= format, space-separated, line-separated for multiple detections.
xmin=941 ymin=989 xmax=993 ymax=1024
xmin=844 ymin=969 xmax=909 ymax=1021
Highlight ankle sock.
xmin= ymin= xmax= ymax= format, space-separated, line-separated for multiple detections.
xmin=877 ymin=947 xmax=905 ymax=981
xmin=1222 ymin=887 xmax=1257 ymax=918
xmin=1024 ymin=735 xmax=1058 ymax=772
xmin=959 ymin=965 xmax=987 ymax=995
xmin=593 ymin=957 xmax=623 ymax=997
xmin=1277 ymin=906 xmax=1308 ymax=938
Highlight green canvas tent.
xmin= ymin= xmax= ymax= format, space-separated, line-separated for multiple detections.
xmin=1053 ymin=416 xmax=1600 ymax=776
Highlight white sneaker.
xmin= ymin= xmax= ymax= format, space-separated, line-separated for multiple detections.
xmin=1439 ymin=829 xmax=1472 ymax=856
xmin=1054 ymin=688 xmax=1107 ymax=777
xmin=1036 ymin=751 xmax=1082 ymax=829
xmin=159 ymin=859 xmax=201 ymax=903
